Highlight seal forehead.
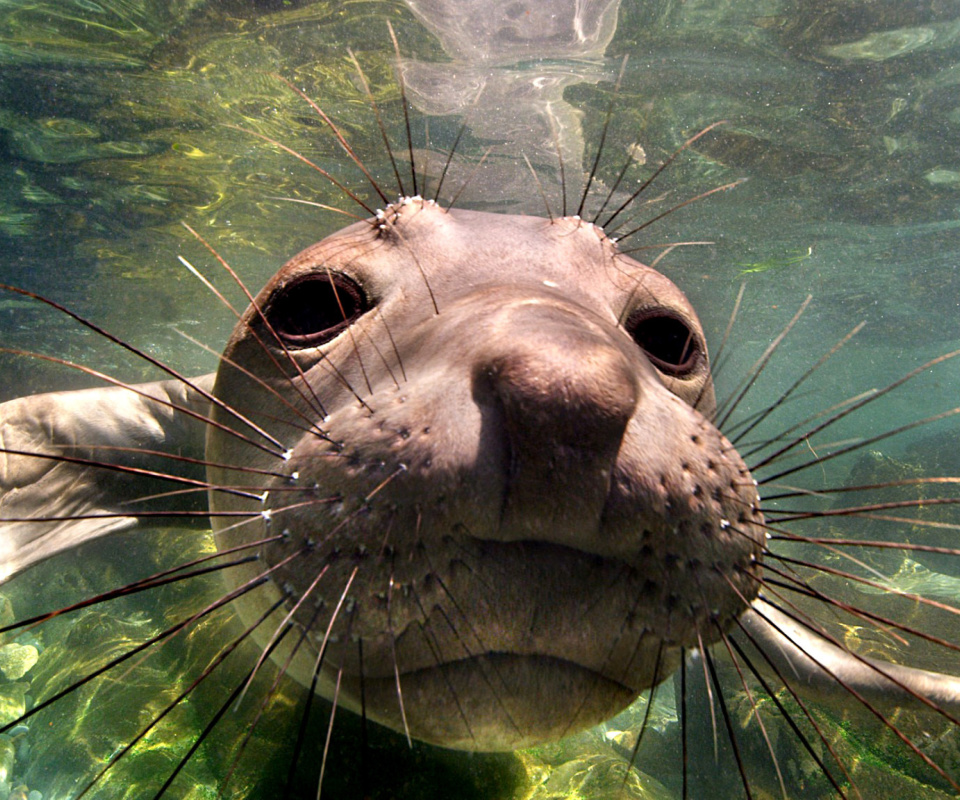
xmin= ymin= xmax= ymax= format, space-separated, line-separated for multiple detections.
xmin=268 ymin=197 xmax=700 ymax=332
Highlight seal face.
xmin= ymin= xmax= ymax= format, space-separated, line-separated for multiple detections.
xmin=204 ymin=197 xmax=765 ymax=750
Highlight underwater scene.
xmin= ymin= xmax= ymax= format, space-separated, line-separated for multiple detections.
xmin=0 ymin=0 xmax=960 ymax=798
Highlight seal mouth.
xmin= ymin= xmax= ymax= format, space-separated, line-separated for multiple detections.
xmin=311 ymin=535 xmax=725 ymax=692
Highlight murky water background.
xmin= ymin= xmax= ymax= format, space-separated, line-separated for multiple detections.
xmin=1 ymin=0 xmax=959 ymax=798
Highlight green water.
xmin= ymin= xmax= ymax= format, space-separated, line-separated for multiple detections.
xmin=1 ymin=0 xmax=960 ymax=798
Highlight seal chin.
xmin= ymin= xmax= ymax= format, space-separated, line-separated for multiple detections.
xmin=354 ymin=653 xmax=641 ymax=751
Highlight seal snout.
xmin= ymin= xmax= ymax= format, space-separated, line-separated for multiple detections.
xmin=472 ymin=300 xmax=640 ymax=548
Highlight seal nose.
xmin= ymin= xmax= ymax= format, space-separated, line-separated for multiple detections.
xmin=474 ymin=302 xmax=639 ymax=546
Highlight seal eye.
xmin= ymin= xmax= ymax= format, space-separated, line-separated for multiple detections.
xmin=267 ymin=272 xmax=368 ymax=348
xmin=625 ymin=310 xmax=701 ymax=376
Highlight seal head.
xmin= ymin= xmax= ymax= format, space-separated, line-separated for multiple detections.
xmin=206 ymin=197 xmax=765 ymax=750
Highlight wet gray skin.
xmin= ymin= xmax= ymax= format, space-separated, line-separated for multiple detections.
xmin=2 ymin=197 xmax=959 ymax=755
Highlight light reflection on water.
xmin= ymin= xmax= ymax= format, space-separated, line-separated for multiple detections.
xmin=1 ymin=0 xmax=959 ymax=798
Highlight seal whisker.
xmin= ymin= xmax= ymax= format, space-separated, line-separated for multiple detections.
xmin=706 ymin=282 xmax=746 ymax=385
xmin=0 ymin=286 xmax=290 ymax=455
xmin=726 ymin=615 xmax=859 ymax=798
xmin=420 ymin=120 xmax=433 ymax=200
xmin=600 ymin=120 xmax=728 ymax=231
xmin=768 ymin=495 xmax=960 ymax=523
xmin=613 ymin=178 xmax=748 ymax=244
xmin=174 ymin=328 xmax=334 ymax=441
xmin=317 ymin=664 xmax=345 ymax=799
xmin=549 ymin=115 xmax=569 ymax=217
xmin=759 ymin=567 xmax=959 ymax=661
xmin=766 ymin=570 xmax=960 ymax=716
xmin=715 ymin=296 xmax=813 ymax=431
xmin=738 ymin=390 xmax=877 ymax=458
xmin=749 ymin=596 xmax=960 ymax=792
xmin=706 ymin=642 xmax=755 ymax=798
xmin=768 ymin=531 xmax=960 ymax=558
xmin=270 ymin=197 xmax=368 ymax=224
xmin=217 ymin=600 xmax=330 ymax=797
xmin=0 ymin=553 xmax=265 ymax=641
xmin=0 ymin=509 xmax=259 ymax=526
xmin=280 ymin=566 xmax=359 ymax=797
xmin=748 ymin=349 xmax=960 ymax=473
xmin=225 ymin=124 xmax=378 ymax=217
xmin=700 ymin=632 xmax=755 ymax=798
xmin=432 ymin=118 xmax=470 ymax=206
xmin=416 ymin=559 xmax=511 ymax=697
xmin=760 ymin=561 xmax=912 ymax=648
xmin=180 ymin=221 xmax=344 ymax=419
xmin=728 ymin=322 xmax=866 ymax=446
xmin=764 ymin=474 xmax=960 ymax=501
xmin=522 ymin=153 xmax=554 ymax=222
xmin=315 ymin=569 xmax=361 ymax=799
xmin=590 ymin=145 xmax=641 ymax=227
xmin=352 ymin=49 xmax=408 ymax=198
xmin=375 ymin=305 xmax=407 ymax=384
xmin=387 ymin=22 xmax=419 ymax=200
xmin=758 ymin=406 xmax=960 ymax=485
xmin=284 ymin=625 xmax=327 ymax=794
xmin=121 ymin=483 xmax=324 ymax=510
xmin=0 ymin=443 xmax=262 ymax=502
xmin=619 ymin=641 xmax=665 ymax=787
xmin=159 ymin=621 xmax=295 ymax=799
xmin=0 ymin=346 xmax=289 ymax=459
xmin=67 ymin=444 xmax=289 ymax=480
xmin=235 ymin=564 xmax=331 ymax=709
xmin=386 ymin=570 xmax=413 ymax=747
xmin=615 ymin=239 xmax=716 ymax=259
xmin=764 ymin=553 xmax=960 ymax=622
xmin=577 ymin=54 xmax=629 ymax=219
xmin=714 ymin=620 xmax=789 ymax=800
xmin=680 ymin=647 xmax=690 ymax=799
xmin=74 ymin=593 xmax=287 ymax=799
xmin=112 ymin=550 xmax=316 ymax=694
xmin=0 ymin=437 xmax=259 ymax=494
xmin=692 ymin=632 xmax=720 ymax=764
xmin=0 ymin=565 xmax=271 ymax=737
xmin=277 ymin=70 xmax=393 ymax=205
xmin=445 ymin=144 xmax=494 ymax=212
xmin=383 ymin=221 xmax=441 ymax=315
xmin=325 ymin=299 xmax=405 ymax=392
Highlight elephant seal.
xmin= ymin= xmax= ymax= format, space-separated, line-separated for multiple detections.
xmin=206 ymin=197 xmax=765 ymax=749
xmin=1 ymin=122 xmax=959 ymax=800
xmin=0 ymin=197 xmax=767 ymax=752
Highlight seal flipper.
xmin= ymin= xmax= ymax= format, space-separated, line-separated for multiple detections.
xmin=0 ymin=375 xmax=214 ymax=579
xmin=739 ymin=597 xmax=960 ymax=717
